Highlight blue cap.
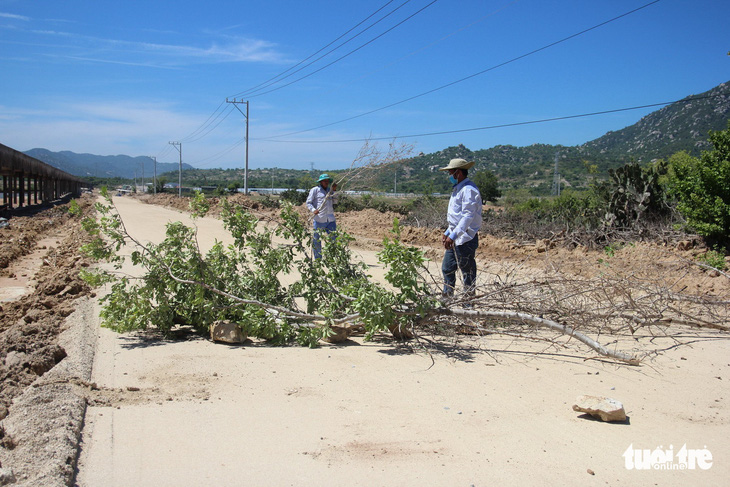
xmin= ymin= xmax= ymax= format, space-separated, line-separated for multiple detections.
xmin=318 ymin=173 xmax=332 ymax=182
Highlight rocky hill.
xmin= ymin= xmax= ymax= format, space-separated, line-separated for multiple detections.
xmin=385 ymin=81 xmax=730 ymax=195
xmin=581 ymin=81 xmax=730 ymax=161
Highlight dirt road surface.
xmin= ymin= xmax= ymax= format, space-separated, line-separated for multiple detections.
xmin=68 ymin=196 xmax=730 ymax=486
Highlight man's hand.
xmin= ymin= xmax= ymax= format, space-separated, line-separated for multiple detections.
xmin=332 ymin=182 xmax=338 ymax=191
xmin=443 ymin=235 xmax=454 ymax=250
xmin=313 ymin=209 xmax=319 ymax=215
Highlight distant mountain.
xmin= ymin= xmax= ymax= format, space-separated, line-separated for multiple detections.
xmin=23 ymin=149 xmax=192 ymax=180
xmin=581 ymin=81 xmax=730 ymax=161
xmin=387 ymin=81 xmax=730 ymax=194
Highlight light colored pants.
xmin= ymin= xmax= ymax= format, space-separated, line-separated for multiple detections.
xmin=313 ymin=220 xmax=337 ymax=259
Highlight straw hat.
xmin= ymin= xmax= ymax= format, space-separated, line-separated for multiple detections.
xmin=438 ymin=158 xmax=475 ymax=171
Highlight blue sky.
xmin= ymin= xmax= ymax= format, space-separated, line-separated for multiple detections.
xmin=1 ymin=0 xmax=728 ymax=170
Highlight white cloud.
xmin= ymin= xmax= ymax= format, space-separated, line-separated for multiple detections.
xmin=126 ymin=37 xmax=287 ymax=64
xmin=0 ymin=99 xmax=360 ymax=169
xmin=0 ymin=100 xmax=196 ymax=156
xmin=10 ymin=24 xmax=287 ymax=66
xmin=0 ymin=12 xmax=30 ymax=21
xmin=62 ymin=55 xmax=182 ymax=69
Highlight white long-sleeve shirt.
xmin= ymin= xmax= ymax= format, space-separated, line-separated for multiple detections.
xmin=444 ymin=178 xmax=482 ymax=246
xmin=306 ymin=184 xmax=337 ymax=223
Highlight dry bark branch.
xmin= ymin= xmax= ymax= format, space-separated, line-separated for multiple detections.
xmin=432 ymin=308 xmax=641 ymax=364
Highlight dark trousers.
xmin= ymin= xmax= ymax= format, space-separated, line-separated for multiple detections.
xmin=442 ymin=234 xmax=478 ymax=296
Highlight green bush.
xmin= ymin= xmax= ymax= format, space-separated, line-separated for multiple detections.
xmin=509 ymin=189 xmax=604 ymax=228
xmin=280 ymin=188 xmax=307 ymax=205
xmin=258 ymin=194 xmax=280 ymax=209
xmin=334 ymin=194 xmax=364 ymax=212
xmin=668 ymin=123 xmax=730 ymax=247
xmin=697 ymin=249 xmax=727 ymax=271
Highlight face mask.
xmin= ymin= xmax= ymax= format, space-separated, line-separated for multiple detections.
xmin=448 ymin=175 xmax=458 ymax=185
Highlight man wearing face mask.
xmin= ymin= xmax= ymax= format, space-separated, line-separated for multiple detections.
xmin=439 ymin=158 xmax=482 ymax=298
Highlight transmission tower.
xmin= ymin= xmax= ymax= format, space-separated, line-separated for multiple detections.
xmin=551 ymin=152 xmax=561 ymax=196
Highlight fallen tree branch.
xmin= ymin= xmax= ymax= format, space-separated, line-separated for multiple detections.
xmin=441 ymin=308 xmax=642 ymax=365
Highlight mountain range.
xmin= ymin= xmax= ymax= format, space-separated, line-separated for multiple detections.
xmin=23 ymin=80 xmax=730 ymax=195
xmin=22 ymin=148 xmax=192 ymax=180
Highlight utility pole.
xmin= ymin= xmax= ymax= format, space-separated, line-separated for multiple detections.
xmin=141 ymin=160 xmax=145 ymax=193
xmin=169 ymin=141 xmax=182 ymax=197
xmin=152 ymin=156 xmax=157 ymax=194
xmin=394 ymin=168 xmax=397 ymax=195
xmin=551 ymin=152 xmax=561 ymax=196
xmin=226 ymin=98 xmax=249 ymax=194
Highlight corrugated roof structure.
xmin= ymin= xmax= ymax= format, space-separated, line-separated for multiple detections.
xmin=1 ymin=143 xmax=85 ymax=209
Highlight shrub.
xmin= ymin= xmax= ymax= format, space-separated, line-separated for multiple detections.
xmin=697 ymin=248 xmax=728 ymax=271
xmin=280 ymin=188 xmax=307 ymax=205
xmin=509 ymin=189 xmax=604 ymax=229
xmin=334 ymin=194 xmax=364 ymax=212
xmin=668 ymin=123 xmax=730 ymax=247
xmin=258 ymin=194 xmax=280 ymax=209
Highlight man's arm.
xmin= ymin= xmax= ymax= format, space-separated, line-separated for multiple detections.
xmin=306 ymin=188 xmax=318 ymax=213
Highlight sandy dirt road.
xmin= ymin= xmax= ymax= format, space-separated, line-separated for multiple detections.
xmin=75 ymin=196 xmax=730 ymax=486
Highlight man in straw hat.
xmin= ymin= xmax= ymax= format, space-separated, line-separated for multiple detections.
xmin=306 ymin=173 xmax=338 ymax=259
xmin=439 ymin=158 xmax=482 ymax=297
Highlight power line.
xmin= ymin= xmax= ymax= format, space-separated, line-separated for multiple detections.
xmin=240 ymin=0 xmax=441 ymax=99
xmin=166 ymin=1 xmax=418 ymax=153
xmin=178 ymin=102 xmax=233 ymax=143
xmin=254 ymin=93 xmax=716 ymax=144
xmin=163 ymin=0 xmax=665 ymax=168
xmin=327 ymin=0 xmax=522 ymax=97
xmin=230 ymin=0 xmax=404 ymax=99
xmin=159 ymin=98 xmax=234 ymax=163
xmin=188 ymin=137 xmax=247 ymax=168
xmin=181 ymin=105 xmax=235 ymax=144
xmin=262 ymin=0 xmax=662 ymax=140
xmin=167 ymin=0 xmax=518 ymax=168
